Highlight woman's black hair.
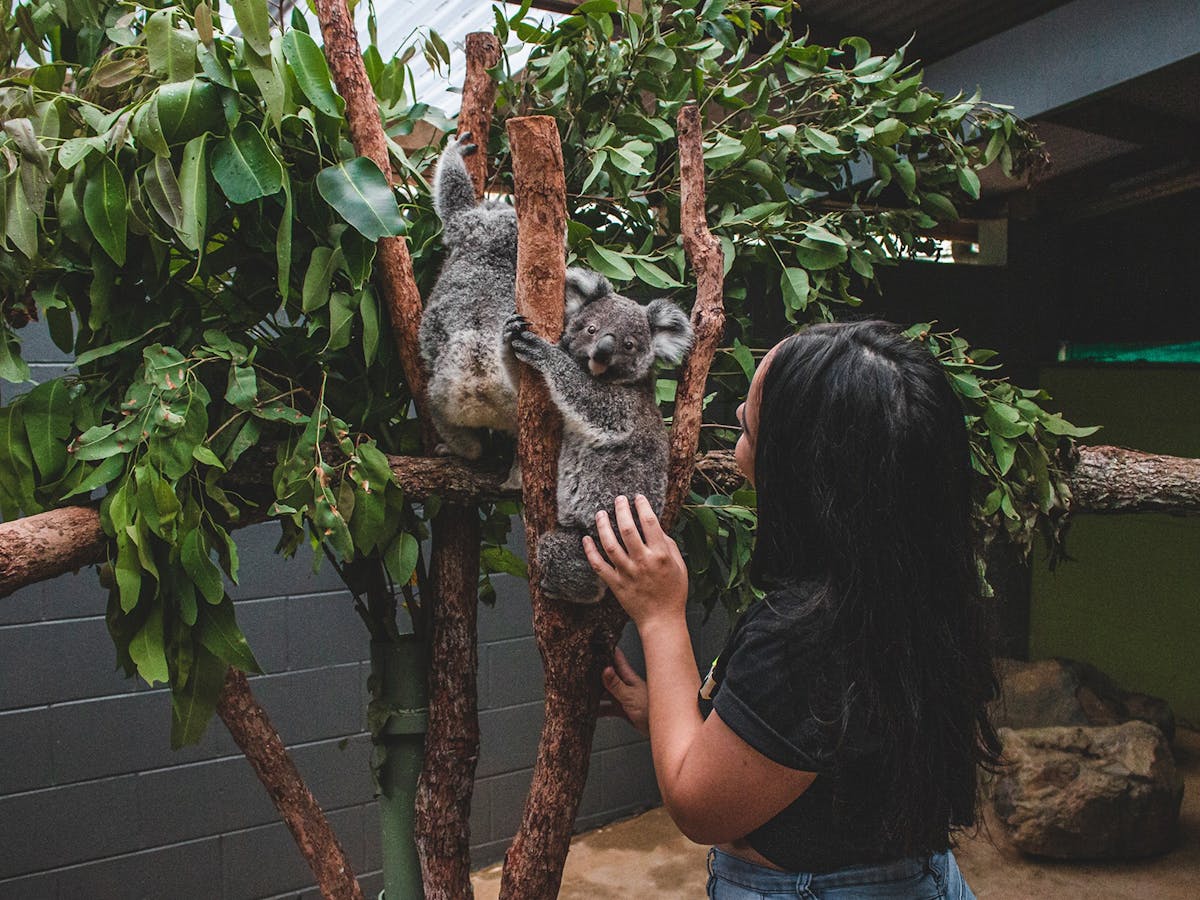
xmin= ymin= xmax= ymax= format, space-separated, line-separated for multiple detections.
xmin=750 ymin=319 xmax=1001 ymax=853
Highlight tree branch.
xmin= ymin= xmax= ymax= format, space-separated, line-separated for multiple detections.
xmin=312 ymin=0 xmax=431 ymax=440
xmin=6 ymin=446 xmax=1198 ymax=600
xmin=663 ymin=102 xmax=727 ymax=528
xmin=217 ymin=669 xmax=364 ymax=900
xmin=412 ymin=32 xmax=500 ymax=900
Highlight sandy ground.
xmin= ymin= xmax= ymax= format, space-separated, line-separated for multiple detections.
xmin=472 ymin=728 xmax=1200 ymax=899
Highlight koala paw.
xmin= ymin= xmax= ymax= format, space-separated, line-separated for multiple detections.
xmin=504 ymin=314 xmax=541 ymax=360
xmin=451 ymin=131 xmax=477 ymax=157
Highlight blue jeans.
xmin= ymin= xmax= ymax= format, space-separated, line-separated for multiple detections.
xmin=706 ymin=847 xmax=976 ymax=899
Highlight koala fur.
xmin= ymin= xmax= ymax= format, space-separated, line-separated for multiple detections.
xmin=504 ymin=268 xmax=693 ymax=604
xmin=418 ymin=134 xmax=522 ymax=482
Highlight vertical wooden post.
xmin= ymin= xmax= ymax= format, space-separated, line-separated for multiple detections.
xmin=413 ymin=32 xmax=500 ymax=900
xmin=499 ymin=103 xmax=725 ymax=899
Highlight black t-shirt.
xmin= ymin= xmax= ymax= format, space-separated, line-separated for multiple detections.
xmin=700 ymin=586 xmax=951 ymax=872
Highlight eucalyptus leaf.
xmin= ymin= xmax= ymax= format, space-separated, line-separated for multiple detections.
xmin=210 ymin=122 xmax=284 ymax=203
xmin=316 ymin=158 xmax=407 ymax=241
xmin=282 ymin=29 xmax=341 ymax=118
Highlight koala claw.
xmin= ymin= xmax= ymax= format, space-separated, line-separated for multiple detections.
xmin=503 ymin=314 xmax=534 ymax=344
xmin=453 ymin=131 xmax=477 ymax=156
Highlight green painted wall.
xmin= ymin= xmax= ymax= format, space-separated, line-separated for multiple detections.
xmin=1030 ymin=366 xmax=1200 ymax=724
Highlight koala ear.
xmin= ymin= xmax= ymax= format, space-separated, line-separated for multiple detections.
xmin=646 ymin=299 xmax=693 ymax=365
xmin=564 ymin=267 xmax=612 ymax=319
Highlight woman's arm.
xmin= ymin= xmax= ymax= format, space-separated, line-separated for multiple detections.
xmin=585 ymin=495 xmax=815 ymax=844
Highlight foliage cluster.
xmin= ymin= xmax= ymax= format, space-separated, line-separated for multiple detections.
xmin=0 ymin=0 xmax=1095 ymax=744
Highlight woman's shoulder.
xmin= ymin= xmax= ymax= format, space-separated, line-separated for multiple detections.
xmin=738 ymin=581 xmax=822 ymax=631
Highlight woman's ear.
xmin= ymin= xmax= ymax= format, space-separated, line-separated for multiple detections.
xmin=564 ymin=267 xmax=611 ymax=320
xmin=646 ymin=299 xmax=694 ymax=365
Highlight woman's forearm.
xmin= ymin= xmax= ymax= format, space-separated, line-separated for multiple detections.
xmin=638 ymin=611 xmax=704 ymax=810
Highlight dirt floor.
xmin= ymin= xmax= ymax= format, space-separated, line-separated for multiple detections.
xmin=472 ymin=728 xmax=1199 ymax=899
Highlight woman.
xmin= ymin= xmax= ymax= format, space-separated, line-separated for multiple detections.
xmin=583 ymin=321 xmax=998 ymax=899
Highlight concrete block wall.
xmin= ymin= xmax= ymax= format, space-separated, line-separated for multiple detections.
xmin=0 ymin=321 xmax=733 ymax=898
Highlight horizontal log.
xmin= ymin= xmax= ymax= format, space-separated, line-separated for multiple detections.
xmin=1065 ymin=445 xmax=1200 ymax=514
xmin=1 ymin=445 xmax=1194 ymax=599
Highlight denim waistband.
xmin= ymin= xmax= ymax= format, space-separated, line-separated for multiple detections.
xmin=708 ymin=846 xmax=939 ymax=892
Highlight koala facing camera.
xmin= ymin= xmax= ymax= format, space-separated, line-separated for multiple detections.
xmin=505 ymin=268 xmax=693 ymax=604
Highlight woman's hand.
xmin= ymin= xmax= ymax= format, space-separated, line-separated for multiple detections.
xmin=599 ymin=647 xmax=649 ymax=736
xmin=582 ymin=494 xmax=688 ymax=628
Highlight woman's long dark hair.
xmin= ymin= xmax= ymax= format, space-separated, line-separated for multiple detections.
xmin=750 ymin=320 xmax=1001 ymax=852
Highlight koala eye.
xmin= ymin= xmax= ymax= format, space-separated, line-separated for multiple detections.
xmin=586 ymin=325 xmax=597 ymax=335
xmin=624 ymin=339 xmax=635 ymax=351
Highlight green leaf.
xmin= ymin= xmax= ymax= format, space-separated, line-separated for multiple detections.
xmin=177 ymin=134 xmax=208 ymax=252
xmin=326 ymin=291 xmax=357 ymax=351
xmin=143 ymin=155 xmax=183 ymax=230
xmin=923 ymin=192 xmax=959 ymax=221
xmin=989 ymin=432 xmax=1016 ymax=476
xmin=0 ymin=330 xmax=31 ymax=383
xmin=632 ymin=258 xmax=684 ymax=289
xmin=22 ymin=379 xmax=72 ymax=481
xmin=730 ymin=339 xmax=755 ymax=382
xmin=129 ymin=603 xmax=170 ymax=685
xmin=146 ymin=9 xmax=197 ymax=82
xmin=282 ymin=30 xmax=341 ymax=118
xmin=155 ymin=79 xmax=224 ymax=144
xmin=949 ymin=371 xmax=985 ymax=399
xmin=316 ymin=158 xmax=407 ymax=241
xmin=360 ymin=287 xmax=380 ymax=365
xmin=210 ymin=122 xmax=284 ymax=204
xmin=72 ymin=420 xmax=139 ymax=461
xmin=302 ymin=246 xmax=342 ymax=313
xmin=1041 ymin=414 xmax=1100 ymax=438
xmin=225 ymin=364 xmax=258 ymax=408
xmin=197 ymin=597 xmax=261 ymax=672
xmin=6 ymin=173 xmax=38 ymax=259
xmin=893 ymin=157 xmax=916 ymax=195
xmin=74 ymin=334 xmax=144 ymax=367
xmin=62 ymin=453 xmax=126 ymax=499
xmin=277 ymin=176 xmax=293 ymax=302
xmin=170 ymin=644 xmax=225 ymax=748
xmin=802 ymin=126 xmax=847 ymax=155
xmin=385 ymin=532 xmax=420 ymax=585
xmin=585 ymin=243 xmax=635 ymax=281
xmin=230 ymin=0 xmax=271 ymax=55
xmin=780 ymin=267 xmax=809 ymax=311
xmin=958 ymin=167 xmax=981 ymax=200
xmin=983 ymin=401 xmax=1028 ymax=439
xmin=481 ymin=546 xmax=528 ymax=578
xmin=182 ymin=529 xmax=224 ymax=604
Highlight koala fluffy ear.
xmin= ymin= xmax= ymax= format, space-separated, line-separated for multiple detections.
xmin=646 ymin=299 xmax=694 ymax=365
xmin=564 ymin=267 xmax=612 ymax=319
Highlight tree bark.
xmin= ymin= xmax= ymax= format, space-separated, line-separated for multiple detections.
xmin=412 ymin=33 xmax=500 ymax=900
xmin=217 ymin=669 xmax=364 ymax=900
xmin=497 ymin=103 xmax=732 ymax=899
xmin=416 ymin=504 xmax=482 ymax=898
xmin=663 ymin=103 xmax=727 ymax=527
xmin=7 ymin=446 xmax=1200 ymax=601
xmin=1065 ymin=445 xmax=1200 ymax=514
xmin=499 ymin=114 xmax=580 ymax=900
xmin=312 ymin=0 xmax=430 ymax=436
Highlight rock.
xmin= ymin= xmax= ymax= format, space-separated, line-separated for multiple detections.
xmin=995 ymin=658 xmax=1175 ymax=741
xmin=992 ymin=721 xmax=1184 ymax=859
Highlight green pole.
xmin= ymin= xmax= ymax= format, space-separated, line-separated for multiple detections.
xmin=371 ymin=635 xmax=428 ymax=900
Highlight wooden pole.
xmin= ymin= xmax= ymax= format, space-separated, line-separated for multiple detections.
xmin=412 ymin=32 xmax=500 ymax=900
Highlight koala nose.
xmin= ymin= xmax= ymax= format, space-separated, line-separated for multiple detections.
xmin=592 ymin=334 xmax=615 ymax=365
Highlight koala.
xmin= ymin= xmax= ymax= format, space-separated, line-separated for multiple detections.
xmin=418 ymin=133 xmax=523 ymax=486
xmin=504 ymin=268 xmax=693 ymax=604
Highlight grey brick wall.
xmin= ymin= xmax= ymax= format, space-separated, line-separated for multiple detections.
xmin=0 ymin=321 xmax=733 ymax=899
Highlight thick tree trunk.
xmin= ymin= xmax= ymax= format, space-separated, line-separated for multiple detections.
xmin=217 ymin=669 xmax=364 ymax=900
xmin=497 ymin=104 xmax=730 ymax=899
xmin=498 ymin=114 xmax=577 ymax=900
xmin=412 ymin=33 xmax=500 ymax=900
xmin=416 ymin=504 xmax=482 ymax=898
